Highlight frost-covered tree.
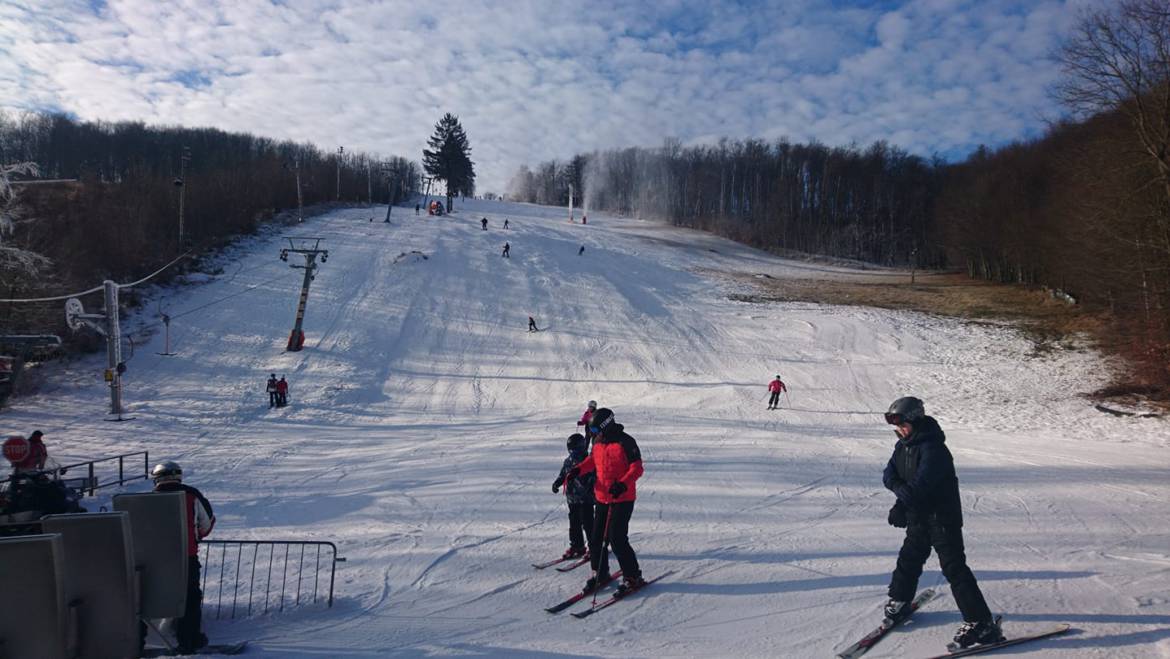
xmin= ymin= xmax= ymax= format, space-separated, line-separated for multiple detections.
xmin=0 ymin=161 xmax=51 ymax=278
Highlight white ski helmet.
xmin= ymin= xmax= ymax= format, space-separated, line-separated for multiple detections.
xmin=151 ymin=460 xmax=183 ymax=484
xmin=587 ymin=400 xmax=597 ymax=410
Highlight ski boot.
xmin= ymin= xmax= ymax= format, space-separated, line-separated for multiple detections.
xmin=583 ymin=573 xmax=610 ymax=593
xmin=614 ymin=573 xmax=647 ymax=598
xmin=561 ymin=546 xmax=586 ymax=560
xmin=952 ymin=618 xmax=1004 ymax=649
xmin=882 ymin=599 xmax=910 ymax=625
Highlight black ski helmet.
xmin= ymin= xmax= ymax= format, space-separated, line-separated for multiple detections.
xmin=567 ymin=433 xmax=586 ymax=451
xmin=589 ymin=407 xmax=615 ymax=436
xmin=151 ymin=460 xmax=183 ymax=484
xmin=885 ymin=396 xmax=925 ymax=426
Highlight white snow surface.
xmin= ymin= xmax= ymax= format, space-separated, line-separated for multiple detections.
xmin=5 ymin=199 xmax=1170 ymax=657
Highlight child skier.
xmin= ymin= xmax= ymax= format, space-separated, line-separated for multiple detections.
xmin=552 ymin=433 xmax=595 ymax=560
xmin=276 ymin=376 xmax=289 ymax=407
xmin=767 ymin=375 xmax=787 ymax=410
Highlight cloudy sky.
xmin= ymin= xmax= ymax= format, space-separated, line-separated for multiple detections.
xmin=1 ymin=0 xmax=1095 ymax=193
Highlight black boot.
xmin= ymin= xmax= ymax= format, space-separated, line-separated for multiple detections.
xmin=952 ymin=619 xmax=1004 ymax=648
xmin=583 ymin=572 xmax=610 ymax=593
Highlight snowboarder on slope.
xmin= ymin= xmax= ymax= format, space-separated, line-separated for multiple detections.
xmin=276 ymin=376 xmax=289 ymax=407
xmin=266 ymin=374 xmax=279 ymax=408
xmin=564 ymin=407 xmax=646 ymax=596
xmin=577 ymin=400 xmax=598 ymax=444
xmin=502 ymin=242 xmax=510 ymax=258
xmin=552 ymin=433 xmax=596 ymax=560
xmin=880 ymin=396 xmax=1003 ymax=650
xmin=148 ymin=461 xmax=215 ymax=653
xmin=528 ymin=316 xmax=538 ymax=332
xmin=767 ymin=375 xmax=787 ymax=410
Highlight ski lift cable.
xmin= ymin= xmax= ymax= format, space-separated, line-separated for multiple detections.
xmin=0 ymin=251 xmax=192 ymax=303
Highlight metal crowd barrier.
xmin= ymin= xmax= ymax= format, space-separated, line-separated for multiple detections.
xmin=200 ymin=540 xmax=345 ymax=619
xmin=1 ymin=451 xmax=150 ymax=497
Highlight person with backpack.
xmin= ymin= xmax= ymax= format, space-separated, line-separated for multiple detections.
xmin=767 ymin=375 xmax=787 ymax=410
xmin=880 ymin=396 xmax=1003 ymax=650
xmin=551 ymin=433 xmax=595 ymax=560
xmin=266 ymin=374 xmax=279 ymax=408
xmin=564 ymin=407 xmax=646 ymax=597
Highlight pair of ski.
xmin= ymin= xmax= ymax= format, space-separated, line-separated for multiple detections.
xmin=531 ymin=555 xmax=590 ymax=572
xmin=545 ymin=571 xmax=668 ymax=618
xmin=837 ymin=589 xmax=1070 ymax=659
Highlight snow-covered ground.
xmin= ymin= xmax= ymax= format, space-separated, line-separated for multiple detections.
xmin=5 ymin=199 xmax=1169 ymax=657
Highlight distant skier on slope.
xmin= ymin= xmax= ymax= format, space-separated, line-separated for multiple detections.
xmin=502 ymin=242 xmax=510 ymax=258
xmin=578 ymin=245 xmax=585 ymax=256
xmin=481 ymin=217 xmax=488 ymax=230
xmin=276 ymin=376 xmax=289 ymax=407
xmin=552 ymin=433 xmax=596 ymax=561
xmin=528 ymin=316 xmax=539 ymax=332
xmin=266 ymin=374 xmax=279 ymax=408
xmin=880 ymin=396 xmax=1003 ymax=650
xmin=503 ymin=219 xmax=509 ymax=229
xmin=564 ymin=407 xmax=646 ymax=597
xmin=767 ymin=375 xmax=787 ymax=410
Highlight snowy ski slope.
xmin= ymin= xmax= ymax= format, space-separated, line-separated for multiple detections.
xmin=5 ymin=199 xmax=1169 ymax=657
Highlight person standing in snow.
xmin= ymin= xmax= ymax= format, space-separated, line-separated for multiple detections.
xmin=266 ymin=374 xmax=279 ymax=408
xmin=528 ymin=316 xmax=538 ymax=332
xmin=578 ymin=245 xmax=585 ymax=256
xmin=147 ymin=461 xmax=215 ymax=653
xmin=502 ymin=242 xmax=510 ymax=258
xmin=552 ymin=433 xmax=595 ymax=560
xmin=577 ymin=400 xmax=598 ymax=444
xmin=276 ymin=376 xmax=289 ymax=407
xmin=503 ymin=219 xmax=509 ymax=229
xmin=564 ymin=407 xmax=646 ymax=597
xmin=481 ymin=217 xmax=488 ymax=230
xmin=415 ymin=203 xmax=420 ymax=215
xmin=880 ymin=397 xmax=1003 ymax=650
xmin=767 ymin=375 xmax=787 ymax=410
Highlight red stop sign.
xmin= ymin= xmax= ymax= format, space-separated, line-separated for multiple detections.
xmin=3 ymin=435 xmax=30 ymax=464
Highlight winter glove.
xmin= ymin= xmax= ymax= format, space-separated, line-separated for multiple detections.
xmin=552 ymin=479 xmax=561 ymax=494
xmin=608 ymin=481 xmax=627 ymax=497
xmin=887 ymin=502 xmax=908 ymax=528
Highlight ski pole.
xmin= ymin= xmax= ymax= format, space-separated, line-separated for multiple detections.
xmin=784 ymin=390 xmax=791 ymax=408
xmin=592 ymin=503 xmax=614 ymax=607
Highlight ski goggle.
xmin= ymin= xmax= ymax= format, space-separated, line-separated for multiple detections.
xmin=884 ymin=413 xmax=908 ymax=425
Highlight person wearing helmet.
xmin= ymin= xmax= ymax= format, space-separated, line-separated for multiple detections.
xmin=564 ymin=407 xmax=646 ymax=597
xmin=880 ymin=397 xmax=1002 ymax=650
xmin=767 ymin=375 xmax=787 ymax=410
xmin=266 ymin=374 xmax=279 ymax=408
xmin=551 ymin=433 xmax=596 ymax=560
xmin=577 ymin=400 xmax=598 ymax=445
xmin=151 ymin=461 xmax=215 ymax=653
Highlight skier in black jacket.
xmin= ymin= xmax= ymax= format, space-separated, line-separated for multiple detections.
xmin=552 ymin=433 xmax=595 ymax=560
xmin=881 ymin=396 xmax=1003 ymax=650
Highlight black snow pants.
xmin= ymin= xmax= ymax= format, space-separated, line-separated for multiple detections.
xmin=269 ymin=391 xmax=279 ymax=407
xmin=567 ymin=502 xmax=594 ymax=552
xmin=888 ymin=521 xmax=992 ymax=622
xmin=768 ymin=391 xmax=781 ymax=407
xmin=177 ymin=555 xmax=207 ymax=648
xmin=590 ymin=501 xmax=640 ymax=579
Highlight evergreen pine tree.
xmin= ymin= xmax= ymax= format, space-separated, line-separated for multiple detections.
xmin=422 ymin=113 xmax=476 ymax=212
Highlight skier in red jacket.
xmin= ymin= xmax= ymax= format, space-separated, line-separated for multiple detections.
xmin=565 ymin=407 xmax=646 ymax=596
xmin=767 ymin=375 xmax=787 ymax=410
xmin=576 ymin=400 xmax=597 ymax=444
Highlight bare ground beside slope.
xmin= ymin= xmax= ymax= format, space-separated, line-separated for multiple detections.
xmin=712 ymin=267 xmax=1161 ymax=412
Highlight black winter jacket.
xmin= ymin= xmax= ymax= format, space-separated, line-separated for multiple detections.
xmin=554 ymin=447 xmax=595 ymax=505
xmin=882 ymin=416 xmax=964 ymax=527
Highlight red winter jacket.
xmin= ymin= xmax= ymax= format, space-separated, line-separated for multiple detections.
xmin=156 ymin=482 xmax=215 ymax=556
xmin=577 ymin=409 xmax=593 ymax=427
xmin=575 ymin=424 xmax=642 ymax=504
xmin=768 ymin=379 xmax=786 ymax=393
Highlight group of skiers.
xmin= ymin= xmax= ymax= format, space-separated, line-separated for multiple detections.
xmin=546 ymin=395 xmax=1004 ymax=651
xmin=552 ymin=400 xmax=647 ymax=598
xmin=265 ymin=374 xmax=290 ymax=408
